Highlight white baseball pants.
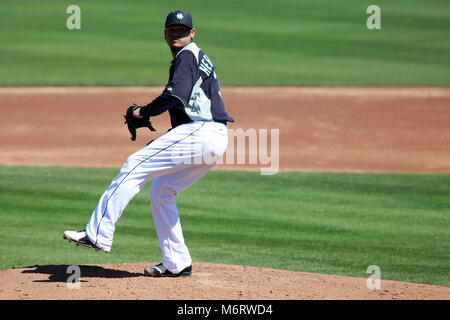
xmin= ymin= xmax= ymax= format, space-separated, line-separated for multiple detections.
xmin=85 ymin=121 xmax=228 ymax=273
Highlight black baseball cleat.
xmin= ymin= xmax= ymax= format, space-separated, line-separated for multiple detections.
xmin=144 ymin=263 xmax=192 ymax=277
xmin=63 ymin=230 xmax=107 ymax=252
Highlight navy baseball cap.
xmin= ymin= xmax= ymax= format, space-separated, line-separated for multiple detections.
xmin=165 ymin=10 xmax=193 ymax=29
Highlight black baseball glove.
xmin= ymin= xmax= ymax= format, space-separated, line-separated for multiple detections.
xmin=123 ymin=103 xmax=156 ymax=141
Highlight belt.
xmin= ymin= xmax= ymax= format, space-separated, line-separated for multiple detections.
xmin=214 ymin=119 xmax=227 ymax=126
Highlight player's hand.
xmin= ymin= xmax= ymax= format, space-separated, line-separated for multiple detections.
xmin=133 ymin=106 xmax=143 ymax=119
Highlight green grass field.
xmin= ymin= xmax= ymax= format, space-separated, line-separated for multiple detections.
xmin=0 ymin=0 xmax=449 ymax=86
xmin=0 ymin=0 xmax=449 ymax=289
xmin=0 ymin=166 xmax=448 ymax=286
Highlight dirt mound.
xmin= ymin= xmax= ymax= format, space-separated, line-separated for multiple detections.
xmin=1 ymin=262 xmax=448 ymax=300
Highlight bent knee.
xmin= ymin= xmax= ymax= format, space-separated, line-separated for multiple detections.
xmin=149 ymin=184 xmax=178 ymax=202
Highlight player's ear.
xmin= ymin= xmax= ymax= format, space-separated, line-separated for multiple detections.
xmin=190 ymin=28 xmax=196 ymax=40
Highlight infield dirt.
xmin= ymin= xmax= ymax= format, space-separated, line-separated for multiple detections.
xmin=0 ymin=87 xmax=449 ymax=300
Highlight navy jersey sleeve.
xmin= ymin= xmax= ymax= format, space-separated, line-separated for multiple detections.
xmin=163 ymin=51 xmax=198 ymax=106
xmin=139 ymin=93 xmax=180 ymax=118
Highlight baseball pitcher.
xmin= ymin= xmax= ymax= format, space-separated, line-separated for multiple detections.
xmin=63 ymin=9 xmax=234 ymax=277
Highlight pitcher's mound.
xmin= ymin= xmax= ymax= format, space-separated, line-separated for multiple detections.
xmin=0 ymin=262 xmax=448 ymax=300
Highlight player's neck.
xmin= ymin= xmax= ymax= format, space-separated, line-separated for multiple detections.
xmin=170 ymin=47 xmax=182 ymax=58
xmin=170 ymin=41 xmax=194 ymax=58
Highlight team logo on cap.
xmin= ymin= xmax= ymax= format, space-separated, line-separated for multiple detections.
xmin=176 ymin=13 xmax=184 ymax=20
